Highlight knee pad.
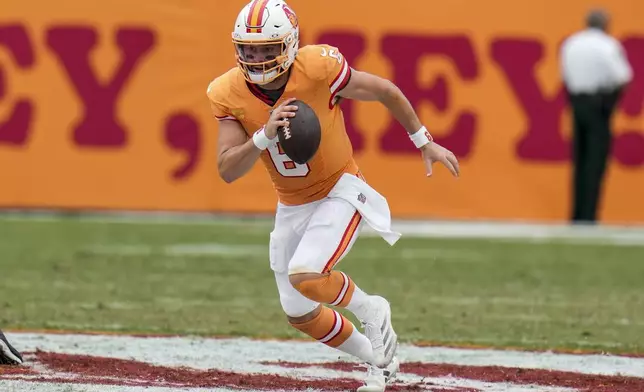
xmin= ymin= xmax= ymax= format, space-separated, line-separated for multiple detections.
xmin=274 ymin=272 xmax=318 ymax=318
xmin=279 ymin=290 xmax=318 ymax=318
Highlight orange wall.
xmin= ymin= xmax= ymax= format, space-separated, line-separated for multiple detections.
xmin=1 ymin=0 xmax=643 ymax=223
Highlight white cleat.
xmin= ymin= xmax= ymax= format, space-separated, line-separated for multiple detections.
xmin=360 ymin=296 xmax=398 ymax=368
xmin=357 ymin=356 xmax=400 ymax=392
xmin=0 ymin=331 xmax=23 ymax=365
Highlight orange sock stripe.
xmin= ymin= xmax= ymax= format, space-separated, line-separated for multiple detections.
xmin=323 ymin=313 xmax=355 ymax=347
xmin=290 ymin=307 xmax=334 ymax=340
xmin=290 ymin=307 xmax=353 ymax=348
xmin=326 ymin=321 xmax=353 ymax=347
xmin=293 ymin=271 xmax=355 ymax=306
xmin=329 ymin=272 xmax=348 ymax=305
xmin=322 ymin=212 xmax=362 ymax=273
xmin=320 ymin=310 xmax=339 ymax=341
xmin=329 ymin=271 xmax=355 ymax=307
xmin=338 ymin=281 xmax=355 ymax=308
xmin=319 ymin=311 xmax=343 ymax=343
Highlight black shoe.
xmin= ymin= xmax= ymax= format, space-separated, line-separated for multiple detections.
xmin=0 ymin=329 xmax=23 ymax=365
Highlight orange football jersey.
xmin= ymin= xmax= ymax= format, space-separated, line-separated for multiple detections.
xmin=207 ymin=44 xmax=359 ymax=206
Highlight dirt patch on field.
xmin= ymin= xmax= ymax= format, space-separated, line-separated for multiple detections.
xmin=21 ymin=351 xmax=363 ymax=390
xmin=3 ymin=333 xmax=644 ymax=391
xmin=0 ymin=351 xmax=482 ymax=391
xmin=268 ymin=360 xmax=644 ymax=391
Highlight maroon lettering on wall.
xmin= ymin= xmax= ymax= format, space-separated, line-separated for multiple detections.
xmin=379 ymin=35 xmax=479 ymax=156
xmin=619 ymin=38 xmax=644 ymax=117
xmin=491 ymin=38 xmax=569 ymax=161
xmin=613 ymin=37 xmax=644 ymax=166
xmin=0 ymin=24 xmax=35 ymax=146
xmin=316 ymin=32 xmax=367 ymax=152
xmin=165 ymin=113 xmax=201 ymax=180
xmin=46 ymin=27 xmax=155 ymax=147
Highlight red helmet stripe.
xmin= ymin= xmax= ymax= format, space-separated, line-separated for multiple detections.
xmin=246 ymin=0 xmax=260 ymax=27
xmin=246 ymin=0 xmax=270 ymax=33
xmin=255 ymin=0 xmax=270 ymax=27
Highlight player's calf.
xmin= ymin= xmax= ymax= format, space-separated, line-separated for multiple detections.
xmin=289 ymin=271 xmax=362 ymax=307
xmin=289 ymin=271 xmax=398 ymax=368
xmin=288 ymin=305 xmax=373 ymax=362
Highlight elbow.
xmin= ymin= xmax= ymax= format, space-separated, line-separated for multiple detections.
xmin=219 ymin=170 xmax=236 ymax=184
xmin=218 ymin=162 xmax=236 ymax=184
xmin=220 ymin=174 xmax=235 ymax=184
xmin=378 ymin=80 xmax=400 ymax=103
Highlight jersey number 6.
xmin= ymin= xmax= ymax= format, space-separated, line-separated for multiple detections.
xmin=267 ymin=142 xmax=310 ymax=177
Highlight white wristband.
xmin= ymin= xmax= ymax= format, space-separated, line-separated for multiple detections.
xmin=252 ymin=126 xmax=273 ymax=150
xmin=409 ymin=126 xmax=433 ymax=148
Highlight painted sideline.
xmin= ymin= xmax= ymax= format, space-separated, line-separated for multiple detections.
xmin=4 ymin=333 xmax=644 ymax=392
xmin=5 ymin=327 xmax=643 ymax=358
xmin=2 ymin=209 xmax=644 ymax=245
xmin=5 ymin=333 xmax=644 ymax=378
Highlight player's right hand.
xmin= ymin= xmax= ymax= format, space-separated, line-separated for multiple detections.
xmin=421 ymin=141 xmax=460 ymax=178
xmin=265 ymin=98 xmax=298 ymax=139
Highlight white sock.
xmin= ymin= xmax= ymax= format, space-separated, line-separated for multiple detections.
xmin=335 ymin=327 xmax=375 ymax=364
xmin=345 ymin=284 xmax=372 ymax=322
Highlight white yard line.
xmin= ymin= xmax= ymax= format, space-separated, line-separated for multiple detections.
xmin=0 ymin=381 xmax=234 ymax=392
xmin=0 ymin=381 xmax=574 ymax=392
xmin=402 ymin=344 xmax=644 ymax=378
xmin=364 ymin=220 xmax=644 ymax=246
xmin=7 ymin=332 xmax=644 ymax=391
xmin=7 ymin=333 xmax=644 ymax=378
xmin=3 ymin=210 xmax=644 ymax=245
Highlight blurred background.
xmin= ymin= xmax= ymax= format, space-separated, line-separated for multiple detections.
xmin=1 ymin=0 xmax=642 ymax=224
xmin=0 ymin=0 xmax=643 ymax=355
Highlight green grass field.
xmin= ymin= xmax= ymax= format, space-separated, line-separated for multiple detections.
xmin=1 ymin=217 xmax=643 ymax=354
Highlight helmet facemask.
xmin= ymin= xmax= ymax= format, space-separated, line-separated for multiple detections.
xmin=233 ymin=31 xmax=297 ymax=85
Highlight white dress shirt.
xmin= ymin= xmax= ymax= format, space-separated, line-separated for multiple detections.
xmin=560 ymin=28 xmax=633 ymax=94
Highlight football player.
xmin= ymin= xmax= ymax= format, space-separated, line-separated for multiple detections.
xmin=207 ymin=1 xmax=459 ymax=390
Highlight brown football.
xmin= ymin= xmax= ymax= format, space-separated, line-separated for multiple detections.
xmin=277 ymin=100 xmax=321 ymax=164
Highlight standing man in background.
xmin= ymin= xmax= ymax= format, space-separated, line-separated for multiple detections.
xmin=560 ymin=9 xmax=633 ymax=224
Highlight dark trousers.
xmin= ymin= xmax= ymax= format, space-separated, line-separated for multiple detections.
xmin=568 ymin=90 xmax=621 ymax=223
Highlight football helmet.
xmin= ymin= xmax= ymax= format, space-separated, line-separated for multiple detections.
xmin=232 ymin=0 xmax=300 ymax=85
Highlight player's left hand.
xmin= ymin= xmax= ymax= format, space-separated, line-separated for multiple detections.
xmin=420 ymin=142 xmax=460 ymax=178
